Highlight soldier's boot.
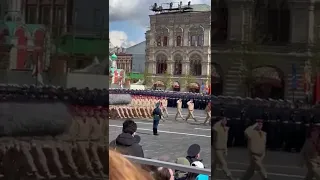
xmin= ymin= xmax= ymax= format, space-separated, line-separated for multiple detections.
xmin=88 ymin=169 xmax=99 ymax=177
xmin=44 ymin=172 xmax=56 ymax=179
xmin=57 ymin=169 xmax=70 ymax=178
xmin=73 ymin=171 xmax=85 ymax=179
xmin=33 ymin=171 xmax=45 ymax=179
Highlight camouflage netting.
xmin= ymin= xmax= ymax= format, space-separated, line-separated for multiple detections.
xmin=0 ymin=102 xmax=72 ymax=137
xmin=109 ymin=94 xmax=132 ymax=105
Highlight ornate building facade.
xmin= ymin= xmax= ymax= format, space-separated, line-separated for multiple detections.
xmin=213 ymin=0 xmax=319 ymax=100
xmin=145 ymin=4 xmax=211 ymax=92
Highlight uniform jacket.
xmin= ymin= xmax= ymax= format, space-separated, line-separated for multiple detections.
xmin=187 ymin=101 xmax=194 ymax=111
xmin=245 ymin=124 xmax=266 ymax=155
xmin=153 ymin=107 xmax=162 ymax=121
xmin=109 ymin=133 xmax=144 ymax=158
xmin=213 ymin=121 xmax=229 ymax=150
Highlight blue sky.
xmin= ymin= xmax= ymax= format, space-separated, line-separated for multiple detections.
xmin=109 ymin=21 xmax=146 ymax=47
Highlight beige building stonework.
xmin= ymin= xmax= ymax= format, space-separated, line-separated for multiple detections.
xmin=145 ymin=4 xmax=211 ymax=91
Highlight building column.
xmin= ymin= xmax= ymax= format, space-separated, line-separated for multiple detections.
xmin=228 ymin=0 xmax=253 ymax=42
xmin=169 ymin=29 xmax=174 ymax=47
xmin=183 ymin=25 xmax=189 ymax=46
xmin=203 ymin=26 xmax=210 ymax=46
xmin=201 ymin=61 xmax=210 ymax=76
xmin=289 ymin=1 xmax=310 ymax=43
xmin=182 ymin=55 xmax=189 ymax=75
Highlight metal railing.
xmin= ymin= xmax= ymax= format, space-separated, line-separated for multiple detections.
xmin=124 ymin=155 xmax=211 ymax=176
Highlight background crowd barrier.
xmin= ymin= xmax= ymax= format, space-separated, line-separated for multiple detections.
xmin=124 ymin=155 xmax=211 ymax=176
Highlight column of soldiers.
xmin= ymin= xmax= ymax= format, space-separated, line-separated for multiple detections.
xmin=212 ymin=111 xmax=320 ymax=180
xmin=0 ymin=105 xmax=108 ymax=179
xmin=109 ymin=96 xmax=168 ymax=119
xmin=110 ymin=89 xmax=210 ymax=109
xmin=213 ymin=98 xmax=320 ymax=152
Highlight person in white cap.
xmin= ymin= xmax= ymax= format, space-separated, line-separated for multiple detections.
xmin=186 ymin=161 xmax=209 ymax=180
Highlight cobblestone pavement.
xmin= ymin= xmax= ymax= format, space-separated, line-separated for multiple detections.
xmin=109 ymin=108 xmax=307 ymax=180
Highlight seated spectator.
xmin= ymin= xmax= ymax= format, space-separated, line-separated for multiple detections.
xmin=109 ymin=150 xmax=153 ymax=180
xmin=153 ymin=167 xmax=174 ymax=180
xmin=175 ymin=157 xmax=190 ymax=180
xmin=186 ymin=161 xmax=209 ymax=180
xmin=186 ymin=144 xmax=202 ymax=164
xmin=109 ymin=119 xmax=144 ymax=157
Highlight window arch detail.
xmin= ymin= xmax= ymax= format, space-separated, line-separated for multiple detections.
xmin=189 ymin=26 xmax=204 ymax=47
xmin=156 ymin=27 xmax=169 ymax=47
xmin=173 ymin=54 xmax=183 ymax=75
xmin=156 ymin=54 xmax=167 ymax=74
xmin=189 ymin=54 xmax=202 ymax=76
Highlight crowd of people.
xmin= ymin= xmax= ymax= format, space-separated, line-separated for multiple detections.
xmin=109 ymin=119 xmax=210 ymax=180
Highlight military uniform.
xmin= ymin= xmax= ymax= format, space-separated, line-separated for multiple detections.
xmin=212 ymin=119 xmax=235 ymax=180
xmin=241 ymin=121 xmax=268 ymax=180
xmin=186 ymin=100 xmax=197 ymax=122
xmin=203 ymin=102 xmax=211 ymax=125
xmin=175 ymin=99 xmax=184 ymax=121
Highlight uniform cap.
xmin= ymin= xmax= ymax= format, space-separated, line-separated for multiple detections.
xmin=187 ymin=144 xmax=201 ymax=157
xmin=191 ymin=161 xmax=204 ymax=169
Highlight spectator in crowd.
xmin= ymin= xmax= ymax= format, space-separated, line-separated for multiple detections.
xmin=109 ymin=119 xmax=144 ymax=157
xmin=175 ymin=157 xmax=190 ymax=180
xmin=186 ymin=161 xmax=209 ymax=180
xmin=153 ymin=167 xmax=174 ymax=180
xmin=109 ymin=150 xmax=153 ymax=180
xmin=186 ymin=144 xmax=202 ymax=164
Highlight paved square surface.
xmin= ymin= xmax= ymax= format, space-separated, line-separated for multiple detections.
xmin=109 ymin=108 xmax=307 ymax=180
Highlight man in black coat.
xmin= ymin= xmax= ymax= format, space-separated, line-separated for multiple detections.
xmin=109 ymin=119 xmax=144 ymax=157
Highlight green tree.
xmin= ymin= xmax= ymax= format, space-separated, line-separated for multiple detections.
xmin=164 ymin=71 xmax=172 ymax=90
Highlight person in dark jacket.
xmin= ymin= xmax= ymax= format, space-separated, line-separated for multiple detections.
xmin=109 ymin=119 xmax=144 ymax=157
xmin=153 ymin=102 xmax=162 ymax=136
xmin=186 ymin=144 xmax=202 ymax=165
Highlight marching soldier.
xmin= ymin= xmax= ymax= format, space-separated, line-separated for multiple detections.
xmin=89 ymin=108 xmax=107 ymax=177
xmin=203 ymin=102 xmax=211 ymax=125
xmin=56 ymin=106 xmax=83 ymax=178
xmin=175 ymin=98 xmax=185 ymax=121
xmin=162 ymin=98 xmax=169 ymax=118
xmin=75 ymin=107 xmax=98 ymax=177
xmin=300 ymin=123 xmax=320 ymax=179
xmin=186 ymin=99 xmax=197 ymax=122
xmin=212 ymin=117 xmax=235 ymax=180
xmin=241 ymin=119 xmax=268 ymax=180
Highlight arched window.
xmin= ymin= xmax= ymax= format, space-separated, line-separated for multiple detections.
xmin=212 ymin=0 xmax=228 ymax=42
xmin=176 ymin=36 xmax=182 ymax=46
xmin=156 ymin=54 xmax=167 ymax=74
xmin=163 ymin=36 xmax=168 ymax=46
xmin=173 ymin=54 xmax=183 ymax=75
xmin=189 ymin=26 xmax=204 ymax=46
xmin=156 ymin=36 xmax=162 ymax=46
xmin=175 ymin=27 xmax=183 ymax=46
xmin=254 ymin=0 xmax=290 ymax=44
xmin=190 ymin=54 xmax=202 ymax=76
xmin=156 ymin=27 xmax=169 ymax=46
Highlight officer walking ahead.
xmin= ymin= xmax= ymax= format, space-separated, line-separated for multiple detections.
xmin=241 ymin=119 xmax=268 ymax=180
xmin=300 ymin=124 xmax=320 ymax=180
xmin=212 ymin=117 xmax=235 ymax=180
xmin=186 ymin=99 xmax=197 ymax=122
xmin=175 ymin=98 xmax=185 ymax=121
xmin=152 ymin=102 xmax=162 ymax=136
xmin=203 ymin=102 xmax=211 ymax=125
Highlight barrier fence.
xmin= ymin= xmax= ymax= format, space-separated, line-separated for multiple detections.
xmin=124 ymin=155 xmax=211 ymax=176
